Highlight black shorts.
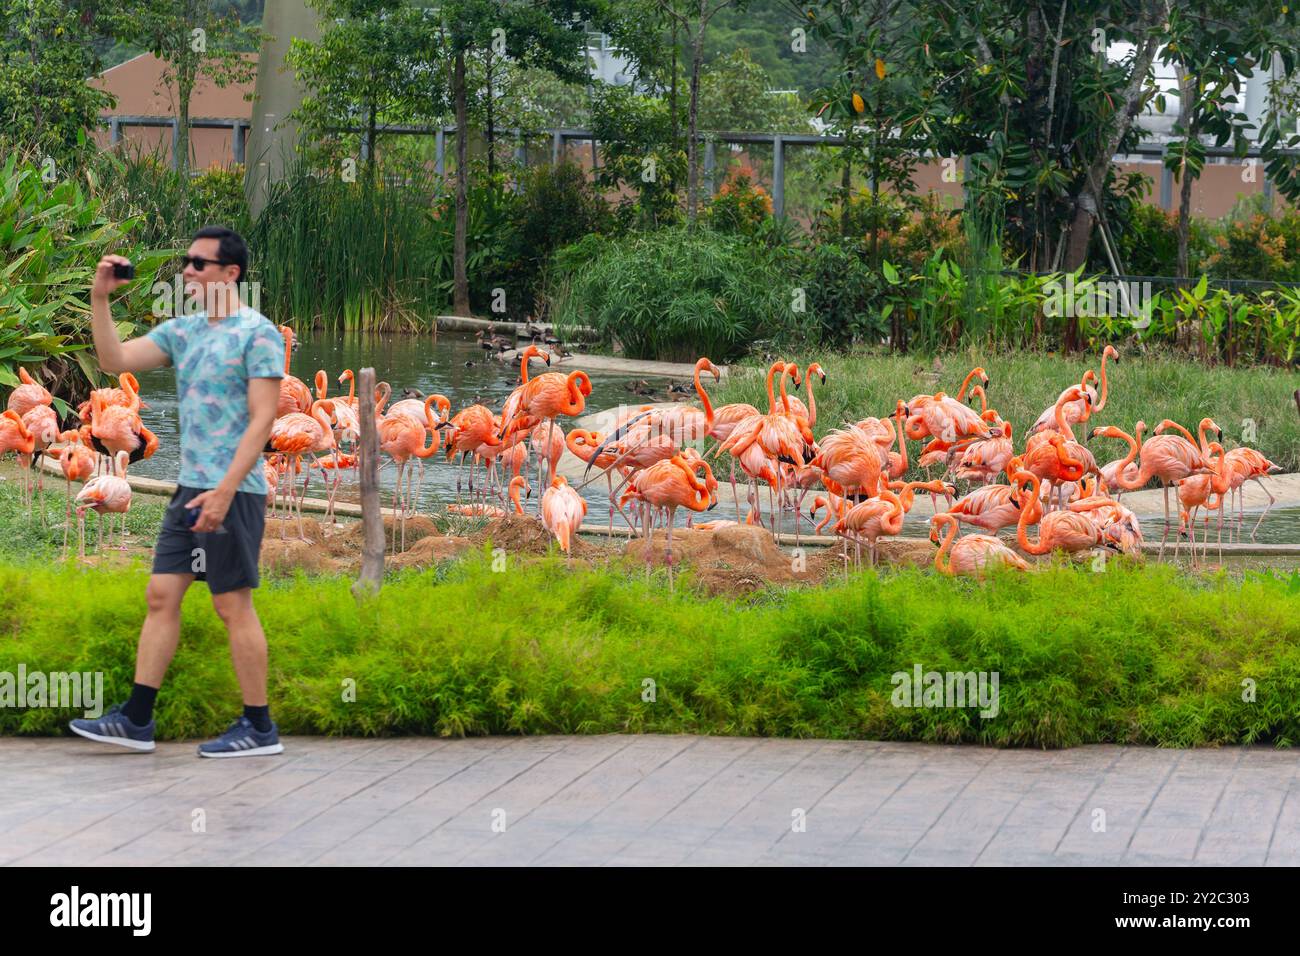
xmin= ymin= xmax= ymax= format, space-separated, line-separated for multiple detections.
xmin=152 ymin=485 xmax=266 ymax=593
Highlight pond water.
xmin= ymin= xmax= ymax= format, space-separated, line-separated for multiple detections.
xmin=130 ymin=330 xmax=678 ymax=516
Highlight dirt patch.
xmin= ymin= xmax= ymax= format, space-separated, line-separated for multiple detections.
xmin=264 ymin=515 xmax=328 ymax=543
xmin=260 ymin=536 xmax=346 ymax=575
xmin=390 ymin=535 xmax=473 ymax=569
xmin=470 ymin=514 xmax=606 ymax=558
xmin=333 ymin=514 xmax=441 ymax=554
xmin=620 ymin=524 xmax=948 ymax=594
xmin=625 ymin=524 xmax=819 ymax=591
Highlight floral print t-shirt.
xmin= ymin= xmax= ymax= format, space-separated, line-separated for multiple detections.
xmin=145 ymin=306 xmax=284 ymax=494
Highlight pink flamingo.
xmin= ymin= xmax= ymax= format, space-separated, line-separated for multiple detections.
xmin=276 ymin=325 xmax=313 ymax=417
xmin=7 ymin=367 xmax=53 ymax=417
xmin=47 ymin=432 xmax=98 ymax=555
xmin=930 ymin=513 xmax=1029 ymax=578
xmin=541 ymin=474 xmax=587 ymax=555
xmin=0 ymin=410 xmax=37 ymax=511
xmin=75 ymin=450 xmax=133 ymax=556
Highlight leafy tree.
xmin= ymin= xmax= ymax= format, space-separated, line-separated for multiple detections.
xmin=437 ymin=0 xmax=607 ymax=316
xmin=590 ymin=82 xmax=685 ymax=228
xmin=655 ymin=0 xmax=750 ymax=223
xmin=0 ymin=0 xmax=119 ymax=164
xmin=697 ymin=48 xmax=808 ymax=133
xmin=128 ymin=0 xmax=260 ymax=191
xmin=288 ymin=0 xmax=447 ymax=183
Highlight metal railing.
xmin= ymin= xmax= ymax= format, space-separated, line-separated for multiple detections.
xmin=101 ymin=115 xmax=252 ymax=169
xmin=100 ymin=114 xmax=1299 ymax=217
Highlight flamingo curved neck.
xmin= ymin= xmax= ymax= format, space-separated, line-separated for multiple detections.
xmin=694 ymin=363 xmax=715 ymax=429
xmin=956 ymin=369 xmax=981 ymax=402
xmin=1015 ymin=473 xmax=1049 ymax=554
xmin=1053 ymin=393 xmax=1077 ymax=443
xmin=1096 ymin=351 xmax=1110 ymax=412
xmin=764 ymin=363 xmax=782 ymax=413
xmin=934 ymin=518 xmax=957 ymax=575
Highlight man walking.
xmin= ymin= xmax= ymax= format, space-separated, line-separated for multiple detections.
xmin=70 ymin=225 xmax=286 ymax=757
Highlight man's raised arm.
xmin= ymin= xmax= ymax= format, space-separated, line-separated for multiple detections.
xmin=90 ymin=255 xmax=170 ymax=375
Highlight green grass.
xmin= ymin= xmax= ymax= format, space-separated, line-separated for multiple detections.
xmin=0 ymin=471 xmax=168 ymax=561
xmin=713 ymin=347 xmax=1300 ymax=471
xmin=3 ymin=547 xmax=1300 ymax=748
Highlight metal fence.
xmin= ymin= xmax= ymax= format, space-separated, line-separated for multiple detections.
xmin=100 ymin=114 xmax=1299 ymax=217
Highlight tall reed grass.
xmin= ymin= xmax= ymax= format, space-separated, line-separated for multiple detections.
xmin=249 ymin=162 xmax=448 ymax=332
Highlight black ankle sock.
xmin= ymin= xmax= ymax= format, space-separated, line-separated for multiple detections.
xmin=122 ymin=683 xmax=158 ymax=726
xmin=243 ymin=704 xmax=272 ymax=733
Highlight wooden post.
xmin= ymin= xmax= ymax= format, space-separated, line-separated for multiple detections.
xmin=353 ymin=367 xmax=384 ymax=596
xmin=1294 ymin=388 xmax=1300 ymax=421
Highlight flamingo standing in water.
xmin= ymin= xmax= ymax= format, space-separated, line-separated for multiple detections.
xmin=930 ymin=513 xmax=1029 ymax=578
xmin=835 ymin=479 xmax=950 ymax=568
xmin=276 ymin=325 xmax=313 ymax=417
xmin=378 ymin=395 xmax=443 ymax=552
xmin=1012 ymin=470 xmax=1106 ymax=559
xmin=1105 ymin=417 xmax=1220 ymax=558
xmin=1223 ymin=446 xmax=1282 ymax=540
xmin=945 ymin=479 xmax=1040 ymax=536
xmin=443 ymin=403 xmax=502 ymax=502
xmin=75 ymin=450 xmax=133 ymax=557
xmin=1176 ymin=441 xmax=1233 ymax=563
xmin=531 ymin=425 xmax=565 ymax=485
xmin=719 ymin=363 xmax=811 ymax=538
xmin=566 ymin=428 xmax=626 ymax=537
xmin=268 ymin=398 xmax=337 ymax=540
xmin=541 ymin=474 xmax=587 ymax=555
xmin=500 ymin=367 xmax=592 ymax=497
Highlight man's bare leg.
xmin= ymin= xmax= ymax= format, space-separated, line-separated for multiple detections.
xmin=211 ymin=588 xmax=268 ymax=707
xmin=134 ymin=573 xmax=195 ymax=686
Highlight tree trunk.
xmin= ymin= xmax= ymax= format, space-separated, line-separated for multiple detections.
xmin=685 ymin=14 xmax=705 ymax=224
xmin=486 ymin=47 xmax=496 ymax=178
xmin=1060 ymin=14 xmax=1162 ymax=349
xmin=177 ymin=60 xmax=195 ymax=227
xmin=1175 ymin=66 xmax=1195 ymax=282
xmin=1061 ymin=25 xmax=1162 ymax=275
xmin=453 ymin=48 xmax=471 ymax=317
xmin=669 ymin=19 xmax=679 ymax=143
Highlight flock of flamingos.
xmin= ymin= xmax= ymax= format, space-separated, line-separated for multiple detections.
xmin=0 ymin=327 xmax=1286 ymax=579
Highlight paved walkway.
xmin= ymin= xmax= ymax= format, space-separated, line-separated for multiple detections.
xmin=3 ymin=736 xmax=1297 ymax=866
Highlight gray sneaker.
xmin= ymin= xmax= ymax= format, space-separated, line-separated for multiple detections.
xmin=69 ymin=705 xmax=156 ymax=752
xmin=197 ymin=716 xmax=284 ymax=758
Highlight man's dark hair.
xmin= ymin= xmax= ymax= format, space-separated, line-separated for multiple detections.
xmin=192 ymin=225 xmax=248 ymax=283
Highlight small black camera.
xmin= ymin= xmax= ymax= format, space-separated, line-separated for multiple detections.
xmin=112 ymin=262 xmax=135 ymax=280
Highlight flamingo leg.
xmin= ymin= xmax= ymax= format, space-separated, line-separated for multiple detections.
xmin=606 ymin=472 xmax=614 ymax=539
xmin=665 ymin=505 xmax=676 ymax=589
xmin=63 ymin=478 xmax=72 ymax=557
xmin=1159 ymin=481 xmax=1170 ymax=560
xmin=1249 ymin=477 xmax=1275 ymax=540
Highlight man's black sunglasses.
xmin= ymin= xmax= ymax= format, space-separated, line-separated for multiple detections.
xmin=180 ymin=255 xmax=235 ymax=271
